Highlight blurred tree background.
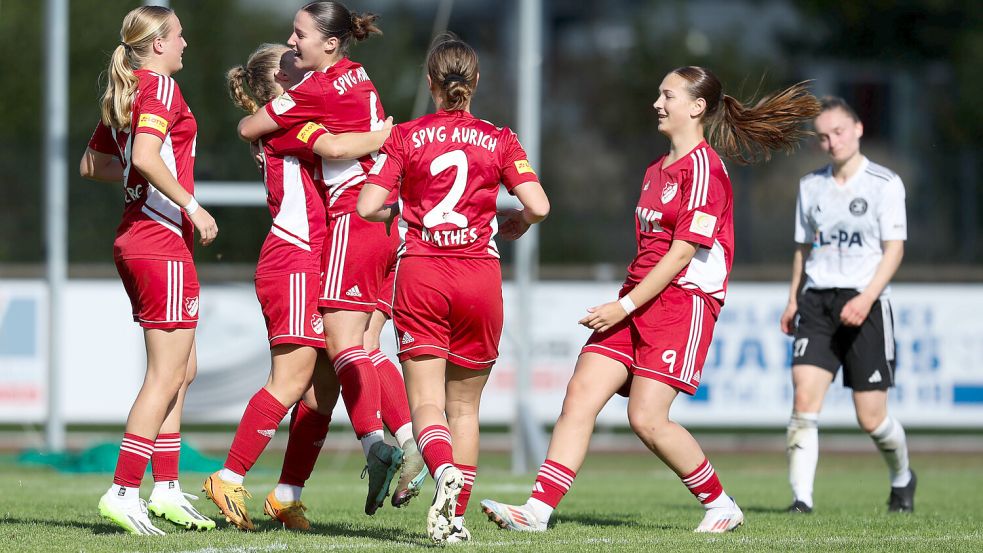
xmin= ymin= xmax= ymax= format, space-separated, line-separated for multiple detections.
xmin=1 ymin=0 xmax=980 ymax=278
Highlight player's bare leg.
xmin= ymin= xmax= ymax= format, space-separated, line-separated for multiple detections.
xmin=482 ymin=353 xmax=627 ymax=532
xmin=443 ymin=363 xmax=491 ymax=542
xmin=854 ymin=389 xmax=914 ymax=512
xmin=787 ymin=364 xmax=834 ymax=512
xmin=627 ymin=377 xmax=743 ymax=533
xmin=404 ymin=355 xmax=464 ymax=544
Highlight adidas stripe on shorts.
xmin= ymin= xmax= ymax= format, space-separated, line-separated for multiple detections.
xmin=255 ymin=271 xmax=324 ymax=348
xmin=392 ymin=256 xmax=503 ymax=371
xmin=115 ymin=257 xmax=199 ymax=330
xmin=319 ymin=212 xmax=400 ymax=313
xmin=792 ymin=288 xmax=896 ymax=391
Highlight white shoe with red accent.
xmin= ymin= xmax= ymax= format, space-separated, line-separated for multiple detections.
xmin=479 ymin=499 xmax=547 ymax=532
xmin=427 ymin=467 xmax=464 ymax=544
xmin=694 ymin=498 xmax=744 ymax=533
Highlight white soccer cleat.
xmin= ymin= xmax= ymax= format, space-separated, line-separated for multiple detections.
xmin=694 ymin=499 xmax=744 ymax=533
xmin=445 ymin=520 xmax=472 ymax=544
xmin=480 ymin=499 xmax=547 ymax=532
xmin=427 ymin=467 xmax=464 ymax=544
xmin=98 ymin=489 xmax=166 ymax=536
xmin=147 ymin=484 xmax=216 ymax=530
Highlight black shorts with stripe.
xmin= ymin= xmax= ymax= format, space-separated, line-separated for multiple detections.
xmin=791 ymin=288 xmax=896 ymax=391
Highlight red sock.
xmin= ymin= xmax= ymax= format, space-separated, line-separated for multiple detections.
xmin=333 ymin=347 xmax=383 ymax=437
xmin=369 ymin=349 xmax=411 ymax=433
xmin=224 ymin=388 xmax=289 ymax=475
xmin=151 ymin=432 xmax=181 ymax=482
xmin=114 ymin=433 xmax=155 ymax=487
xmin=681 ymin=458 xmax=724 ymax=505
xmin=278 ymin=400 xmax=331 ymax=487
xmin=454 ymin=464 xmax=477 ymax=517
xmin=530 ymin=459 xmax=576 ymax=508
xmin=417 ymin=425 xmax=454 ymax=478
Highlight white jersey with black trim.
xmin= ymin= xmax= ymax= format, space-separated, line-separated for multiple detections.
xmin=794 ymin=156 xmax=907 ymax=295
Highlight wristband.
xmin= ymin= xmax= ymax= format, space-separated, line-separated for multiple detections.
xmin=619 ymin=295 xmax=636 ymax=315
xmin=184 ymin=197 xmax=200 ymax=215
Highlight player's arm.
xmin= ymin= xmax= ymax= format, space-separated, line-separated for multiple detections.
xmin=356 ymin=183 xmax=395 ymax=223
xmin=131 ymin=133 xmax=218 ymax=246
xmin=79 ymin=148 xmax=123 ymax=184
xmin=580 ymin=239 xmax=699 ymax=333
xmin=839 ymin=240 xmax=904 ymax=327
xmin=780 ymin=243 xmax=813 ymax=335
xmin=498 ymin=181 xmax=550 ymax=240
xmin=238 ymin=110 xmax=281 ymax=143
xmin=311 ymin=117 xmax=393 ymax=160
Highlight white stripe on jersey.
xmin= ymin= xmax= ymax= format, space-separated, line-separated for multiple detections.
xmin=688 ymin=148 xmax=710 ymax=210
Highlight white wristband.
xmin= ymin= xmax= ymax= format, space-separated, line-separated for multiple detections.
xmin=184 ymin=197 xmax=200 ymax=215
xmin=619 ymin=295 xmax=636 ymax=315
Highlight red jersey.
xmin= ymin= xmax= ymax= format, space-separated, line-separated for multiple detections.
xmin=256 ymin=122 xmax=329 ymax=277
xmin=365 ymin=110 xmax=539 ymax=259
xmin=265 ymin=57 xmax=385 ymax=219
xmin=626 ymin=141 xmax=734 ymax=313
xmin=87 ymin=70 xmax=197 ymax=261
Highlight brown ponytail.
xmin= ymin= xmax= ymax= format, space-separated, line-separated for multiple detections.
xmin=350 ymin=12 xmax=382 ymax=42
xmin=100 ymin=6 xmax=172 ymax=129
xmin=673 ymin=66 xmax=821 ymax=165
xmin=225 ymin=44 xmax=291 ymax=114
xmin=301 ymin=1 xmax=381 ymax=55
xmin=427 ymin=34 xmax=479 ymax=111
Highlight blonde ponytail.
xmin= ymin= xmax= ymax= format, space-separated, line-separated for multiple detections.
xmin=226 ymin=44 xmax=290 ymax=114
xmin=99 ymin=6 xmax=173 ymax=129
xmin=227 ymin=65 xmax=259 ymax=113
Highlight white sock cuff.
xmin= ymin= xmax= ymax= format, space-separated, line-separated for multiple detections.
xmin=870 ymin=416 xmax=896 ymax=439
xmin=789 ymin=412 xmax=819 ymax=428
xmin=394 ymin=423 xmax=414 ymax=448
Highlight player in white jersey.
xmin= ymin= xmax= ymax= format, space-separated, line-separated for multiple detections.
xmin=779 ymin=97 xmax=915 ymax=514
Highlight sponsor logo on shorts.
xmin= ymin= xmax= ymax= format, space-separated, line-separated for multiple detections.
xmin=868 ymin=370 xmax=882 ymax=383
xmin=793 ymin=338 xmax=809 ymax=358
xmin=661 ymin=181 xmax=678 ymax=203
xmin=401 ymin=332 xmax=415 ymax=345
xmin=271 ymin=93 xmax=295 ymax=115
xmin=296 ymin=122 xmax=326 ymax=143
xmin=689 ymin=210 xmax=717 ymax=238
xmin=137 ymin=113 xmax=168 ymax=134
xmin=185 ymin=296 xmax=199 ymax=317
xmin=311 ymin=313 xmax=324 ymax=335
xmin=514 ymin=159 xmax=535 ymax=174
xmin=693 ymin=370 xmax=702 ymax=384
xmin=345 ymin=285 xmax=362 ymax=298
xmin=257 ymin=429 xmax=276 ymax=438
xmin=849 ymin=197 xmax=868 ymax=216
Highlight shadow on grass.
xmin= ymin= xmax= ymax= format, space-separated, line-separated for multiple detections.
xmin=743 ymin=505 xmax=794 ymax=514
xmin=557 ymin=511 xmax=675 ymax=530
xmin=262 ymin=519 xmax=428 ymax=546
xmin=1 ymin=516 xmax=123 ymax=535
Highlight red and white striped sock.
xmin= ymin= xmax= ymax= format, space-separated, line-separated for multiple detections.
xmin=528 ymin=459 xmax=576 ymax=522
xmin=278 ymin=400 xmax=331 ymax=489
xmin=334 ymin=347 xmax=384 ymax=439
xmin=681 ymin=458 xmax=730 ymax=508
xmin=454 ymin=464 xmax=477 ymax=518
xmin=151 ymin=432 xmax=181 ymax=483
xmin=224 ymin=387 xmax=289 ymax=478
xmin=114 ymin=433 xmax=155 ymax=488
xmin=417 ymin=425 xmax=454 ymax=479
xmin=369 ymin=349 xmax=412 ymax=436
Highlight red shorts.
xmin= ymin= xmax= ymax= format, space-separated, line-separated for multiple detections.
xmin=392 ymin=256 xmax=502 ymax=370
xmin=319 ymin=212 xmax=400 ymax=312
xmin=115 ymin=258 xmax=199 ymax=330
xmin=255 ymin=272 xmax=325 ymax=348
xmin=582 ymin=285 xmax=716 ymax=396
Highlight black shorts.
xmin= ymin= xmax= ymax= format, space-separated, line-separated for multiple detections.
xmin=792 ymin=288 xmax=896 ymax=391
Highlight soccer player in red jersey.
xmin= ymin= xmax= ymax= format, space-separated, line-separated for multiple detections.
xmin=481 ymin=67 xmax=820 ymax=534
xmin=233 ymin=1 xmax=417 ymax=517
xmin=79 ymin=6 xmax=218 ymax=535
xmin=202 ymin=44 xmax=393 ymax=531
xmin=358 ymin=36 xmax=550 ymax=544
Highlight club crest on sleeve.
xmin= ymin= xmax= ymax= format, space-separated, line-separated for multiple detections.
xmin=184 ymin=296 xmax=199 ymax=317
xmin=271 ymin=93 xmax=296 ymax=115
xmin=311 ymin=313 xmax=324 ymax=335
xmin=661 ymin=182 xmax=678 ymax=203
xmin=690 ymin=210 xmax=717 ymax=237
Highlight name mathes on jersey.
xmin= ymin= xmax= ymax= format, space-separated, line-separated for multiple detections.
xmin=411 ymin=126 xmax=498 ymax=152
xmin=422 ymin=226 xmax=480 ymax=247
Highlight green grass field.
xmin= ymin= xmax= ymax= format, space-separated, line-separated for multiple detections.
xmin=1 ymin=449 xmax=981 ymax=552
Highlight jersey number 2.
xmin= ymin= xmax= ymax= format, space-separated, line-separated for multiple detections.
xmin=423 ymin=150 xmax=469 ymax=229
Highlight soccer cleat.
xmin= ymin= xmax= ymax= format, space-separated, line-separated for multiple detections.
xmin=787 ymin=500 xmax=813 ymax=514
xmin=427 ymin=466 xmax=464 ymax=544
xmin=147 ymin=485 xmax=216 ymax=530
xmin=98 ymin=490 xmax=166 ymax=536
xmin=479 ymin=499 xmax=547 ymax=532
xmin=445 ymin=520 xmax=472 ymax=544
xmin=361 ymin=441 xmax=404 ymax=515
xmin=264 ymin=490 xmax=311 ymax=531
xmin=888 ymin=469 xmax=916 ymax=513
xmin=694 ymin=498 xmax=745 ymax=533
xmin=392 ymin=440 xmax=428 ymax=508
xmin=202 ymin=471 xmax=255 ymax=530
